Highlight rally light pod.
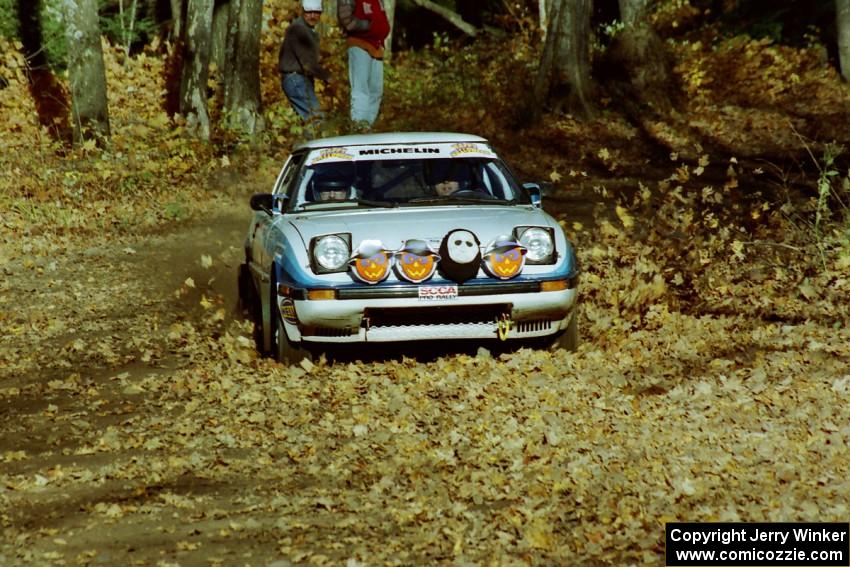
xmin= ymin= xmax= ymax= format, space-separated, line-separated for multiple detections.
xmin=349 ymin=240 xmax=393 ymax=284
xmin=482 ymin=238 xmax=527 ymax=280
xmin=394 ymin=239 xmax=440 ymax=283
xmin=438 ymin=229 xmax=481 ymax=284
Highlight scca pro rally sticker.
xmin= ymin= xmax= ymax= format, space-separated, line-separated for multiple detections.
xmin=418 ymin=285 xmax=458 ymax=301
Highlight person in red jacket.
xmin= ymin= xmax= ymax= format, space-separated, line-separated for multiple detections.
xmin=337 ymin=0 xmax=390 ymax=128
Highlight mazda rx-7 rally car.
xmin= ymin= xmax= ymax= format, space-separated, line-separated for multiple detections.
xmin=239 ymin=132 xmax=579 ymax=362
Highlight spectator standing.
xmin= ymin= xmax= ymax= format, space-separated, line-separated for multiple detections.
xmin=337 ymin=0 xmax=390 ymax=129
xmin=279 ymin=0 xmax=331 ymax=124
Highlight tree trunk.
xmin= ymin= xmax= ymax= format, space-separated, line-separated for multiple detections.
xmin=222 ymin=0 xmax=264 ymax=135
xmin=539 ymin=0 xmax=548 ymax=37
xmin=210 ymin=0 xmax=230 ymax=72
xmin=533 ymin=0 xmax=594 ymax=120
xmin=602 ymin=0 xmax=675 ymax=114
xmin=383 ymin=0 xmax=396 ymax=61
xmin=838 ymin=0 xmax=850 ymax=81
xmin=321 ymin=0 xmax=337 ymax=40
xmin=618 ymin=0 xmax=650 ymax=26
xmin=62 ymin=0 xmax=111 ymax=143
xmin=170 ymin=0 xmax=184 ymax=40
xmin=118 ymin=0 xmax=139 ymax=60
xmin=179 ymin=0 xmax=214 ymax=139
xmin=598 ymin=0 xmax=692 ymax=158
xmin=17 ymin=0 xmax=71 ymax=142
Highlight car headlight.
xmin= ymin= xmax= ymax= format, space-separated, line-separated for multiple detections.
xmin=516 ymin=226 xmax=555 ymax=264
xmin=310 ymin=233 xmax=351 ymax=273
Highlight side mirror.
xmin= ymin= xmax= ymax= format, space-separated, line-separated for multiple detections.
xmin=522 ymin=183 xmax=543 ymax=208
xmin=250 ymin=193 xmax=274 ymax=215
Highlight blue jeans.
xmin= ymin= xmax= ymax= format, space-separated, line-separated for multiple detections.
xmin=348 ymin=46 xmax=383 ymax=127
xmin=282 ymin=73 xmax=321 ymax=121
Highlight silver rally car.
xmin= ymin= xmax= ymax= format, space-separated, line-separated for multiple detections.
xmin=239 ymin=132 xmax=579 ymax=362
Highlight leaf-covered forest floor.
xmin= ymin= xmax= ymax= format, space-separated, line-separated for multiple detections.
xmin=2 ymin=4 xmax=850 ymax=565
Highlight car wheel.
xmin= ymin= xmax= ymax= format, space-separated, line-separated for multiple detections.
xmin=274 ymin=310 xmax=312 ymax=365
xmin=549 ymin=307 xmax=579 ymax=352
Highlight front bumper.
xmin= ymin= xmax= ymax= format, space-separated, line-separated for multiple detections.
xmin=278 ymin=284 xmax=577 ymax=343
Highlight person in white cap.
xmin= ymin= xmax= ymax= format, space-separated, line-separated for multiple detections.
xmin=278 ymin=0 xmax=332 ymax=127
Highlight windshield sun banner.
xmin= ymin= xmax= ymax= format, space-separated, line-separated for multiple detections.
xmin=307 ymin=143 xmax=496 ymax=166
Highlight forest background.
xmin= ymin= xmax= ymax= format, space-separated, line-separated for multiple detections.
xmin=1 ymin=0 xmax=850 ymax=565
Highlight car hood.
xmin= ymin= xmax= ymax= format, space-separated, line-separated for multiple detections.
xmin=286 ymin=205 xmax=554 ymax=250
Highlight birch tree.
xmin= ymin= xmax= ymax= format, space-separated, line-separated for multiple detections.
xmin=179 ymin=0 xmax=214 ymax=139
xmin=539 ymin=0 xmax=548 ymax=37
xmin=838 ymin=0 xmax=850 ymax=81
xmin=61 ymin=0 xmax=111 ymax=143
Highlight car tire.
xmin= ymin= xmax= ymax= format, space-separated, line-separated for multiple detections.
xmin=274 ymin=311 xmax=312 ymax=365
xmin=549 ymin=307 xmax=579 ymax=352
xmin=237 ymin=263 xmax=254 ymax=316
xmin=238 ymin=263 xmax=266 ymax=353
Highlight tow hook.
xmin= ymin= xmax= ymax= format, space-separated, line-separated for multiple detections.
xmin=496 ymin=313 xmax=513 ymax=341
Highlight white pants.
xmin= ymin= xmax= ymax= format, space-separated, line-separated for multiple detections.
xmin=348 ymin=46 xmax=383 ymax=126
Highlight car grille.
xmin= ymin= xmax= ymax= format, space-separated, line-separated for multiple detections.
xmin=364 ymin=304 xmax=510 ymax=328
xmin=312 ymin=327 xmax=352 ymax=337
xmin=514 ymin=319 xmax=553 ymax=333
xmin=304 ymin=326 xmax=356 ymax=338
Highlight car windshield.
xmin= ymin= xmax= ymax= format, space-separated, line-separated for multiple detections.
xmin=292 ymin=157 xmax=526 ymax=209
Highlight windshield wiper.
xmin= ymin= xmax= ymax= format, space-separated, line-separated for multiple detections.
xmin=351 ymin=198 xmax=397 ymax=208
xmin=301 ymin=199 xmax=397 ymax=210
xmin=408 ymin=196 xmax=513 ymax=205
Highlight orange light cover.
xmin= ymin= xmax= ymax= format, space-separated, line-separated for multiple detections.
xmin=307 ymin=289 xmax=337 ymax=300
xmin=540 ymin=279 xmax=568 ymax=292
xmin=399 ymin=253 xmax=436 ymax=282
xmin=483 ymin=242 xmax=527 ymax=280
xmin=349 ymin=240 xmax=393 ymax=284
xmin=354 ymin=253 xmax=391 ymax=283
xmin=394 ymin=239 xmax=440 ymax=283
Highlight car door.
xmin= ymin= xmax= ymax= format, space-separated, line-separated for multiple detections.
xmin=251 ymin=152 xmax=306 ymax=271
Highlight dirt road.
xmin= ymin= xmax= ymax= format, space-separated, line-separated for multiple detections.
xmin=2 ymin=193 xmax=849 ymax=566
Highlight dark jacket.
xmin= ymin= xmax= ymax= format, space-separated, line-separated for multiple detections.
xmin=278 ymin=17 xmax=330 ymax=82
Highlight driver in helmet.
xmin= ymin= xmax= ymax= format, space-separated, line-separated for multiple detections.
xmin=428 ymin=160 xmax=472 ymax=197
xmin=313 ymin=177 xmax=353 ymax=201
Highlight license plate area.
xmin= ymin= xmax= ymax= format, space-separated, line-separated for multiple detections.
xmin=364 ymin=304 xmax=511 ymax=328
